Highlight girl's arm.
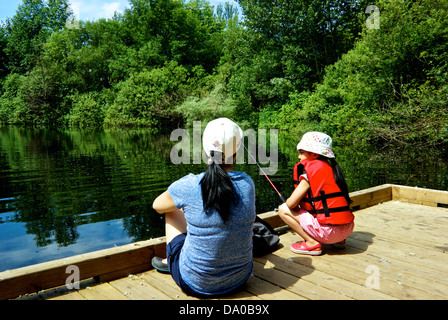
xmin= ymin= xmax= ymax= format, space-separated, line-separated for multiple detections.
xmin=153 ymin=190 xmax=178 ymax=214
xmin=285 ymin=179 xmax=311 ymax=209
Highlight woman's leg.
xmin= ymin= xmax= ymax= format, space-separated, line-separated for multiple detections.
xmin=162 ymin=209 xmax=187 ymax=263
xmin=278 ymin=203 xmax=319 ymax=247
xmin=165 ymin=208 xmax=187 ymax=243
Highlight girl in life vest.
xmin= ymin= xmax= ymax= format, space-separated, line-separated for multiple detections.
xmin=278 ymin=132 xmax=354 ymax=255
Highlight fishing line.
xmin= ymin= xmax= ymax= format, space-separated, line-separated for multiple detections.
xmin=201 ymin=89 xmax=286 ymax=203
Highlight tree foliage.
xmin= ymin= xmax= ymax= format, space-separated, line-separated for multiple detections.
xmin=281 ymin=0 xmax=448 ymax=149
xmin=3 ymin=0 xmax=72 ymax=73
xmin=227 ymin=0 xmax=369 ymax=117
xmin=0 ymin=0 xmax=447 ymax=150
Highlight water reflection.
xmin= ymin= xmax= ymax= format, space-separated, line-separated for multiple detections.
xmin=0 ymin=127 xmax=178 ymax=270
xmin=0 ymin=126 xmax=446 ymax=271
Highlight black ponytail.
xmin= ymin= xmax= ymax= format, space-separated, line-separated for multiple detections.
xmin=329 ymin=158 xmax=352 ymax=205
xmin=200 ymin=151 xmax=238 ymax=222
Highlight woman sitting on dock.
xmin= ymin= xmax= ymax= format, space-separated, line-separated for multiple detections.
xmin=152 ymin=118 xmax=256 ymax=297
xmin=278 ymin=132 xmax=355 ymax=256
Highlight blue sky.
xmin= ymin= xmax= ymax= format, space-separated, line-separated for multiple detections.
xmin=1 ymin=0 xmax=240 ymax=23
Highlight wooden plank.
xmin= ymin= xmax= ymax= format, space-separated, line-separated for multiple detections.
xmin=280 ymin=232 xmax=447 ymax=299
xmin=258 ymin=211 xmax=285 ymax=229
xmin=256 ymin=240 xmax=396 ymax=300
xmin=80 ymin=282 xmax=129 ymax=300
xmin=350 ymin=184 xmax=393 ymax=210
xmin=252 ymin=259 xmax=352 ymax=300
xmin=277 ymin=246 xmax=417 ymax=300
xmin=74 ymin=281 xmax=130 ymax=300
xmin=333 ymin=245 xmax=448 ymax=299
xmin=140 ymin=272 xmax=197 ymax=300
xmin=349 ymin=226 xmax=448 ymax=280
xmin=0 ymin=237 xmax=165 ymax=300
xmin=329 ymin=205 xmax=448 ymax=299
xmin=109 ymin=275 xmax=172 ymax=300
xmin=217 ymin=286 xmax=260 ymax=300
xmin=350 ymin=227 xmax=448 ymax=267
xmin=244 ymin=274 xmax=307 ymax=300
xmin=142 ymin=270 xmax=260 ymax=300
xmin=344 ymin=239 xmax=448 ymax=298
xmin=354 ymin=217 xmax=448 ymax=255
xmin=353 ymin=201 xmax=448 ymax=255
xmin=94 ymin=262 xmax=151 ymax=283
xmin=392 ymin=185 xmax=448 ymax=207
xmin=75 ymin=285 xmax=110 ymax=300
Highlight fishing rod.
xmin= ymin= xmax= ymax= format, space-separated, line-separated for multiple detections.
xmin=201 ymin=89 xmax=286 ymax=203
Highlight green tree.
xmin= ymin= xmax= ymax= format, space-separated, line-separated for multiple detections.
xmin=0 ymin=24 xmax=8 ymax=82
xmin=3 ymin=0 xmax=72 ymax=73
xmin=104 ymin=62 xmax=189 ymax=128
xmin=124 ymin=0 xmax=222 ymax=72
xmin=227 ymin=0 xmax=368 ymax=123
xmin=0 ymin=73 xmax=28 ymax=123
xmin=284 ymin=0 xmax=448 ymax=149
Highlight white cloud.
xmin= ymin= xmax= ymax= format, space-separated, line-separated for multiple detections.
xmin=67 ymin=1 xmax=241 ymax=21
xmin=101 ymin=2 xmax=124 ymax=19
xmin=70 ymin=0 xmax=130 ymax=21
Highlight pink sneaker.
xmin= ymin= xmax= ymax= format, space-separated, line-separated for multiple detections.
xmin=290 ymin=241 xmax=322 ymax=256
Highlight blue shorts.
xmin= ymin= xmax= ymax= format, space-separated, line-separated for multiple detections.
xmin=166 ymin=233 xmax=198 ymax=296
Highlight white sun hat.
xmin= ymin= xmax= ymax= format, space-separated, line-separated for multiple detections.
xmin=202 ymin=118 xmax=244 ymax=163
xmin=296 ymin=131 xmax=335 ymax=158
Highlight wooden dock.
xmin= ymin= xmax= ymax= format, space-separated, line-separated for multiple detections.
xmin=2 ymin=184 xmax=448 ymax=300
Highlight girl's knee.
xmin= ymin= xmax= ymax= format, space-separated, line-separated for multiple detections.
xmin=278 ymin=203 xmax=290 ymax=218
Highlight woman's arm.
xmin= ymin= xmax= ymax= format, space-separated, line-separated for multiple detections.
xmin=285 ymin=179 xmax=311 ymax=209
xmin=153 ymin=190 xmax=178 ymax=214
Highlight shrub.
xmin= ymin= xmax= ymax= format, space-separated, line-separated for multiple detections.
xmin=104 ymin=62 xmax=189 ymax=128
xmin=65 ymin=92 xmax=105 ymax=128
xmin=174 ymin=84 xmax=238 ymax=128
xmin=0 ymin=73 xmax=30 ymax=124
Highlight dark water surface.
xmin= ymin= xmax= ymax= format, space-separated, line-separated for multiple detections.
xmin=1 ymin=126 xmax=447 ymax=271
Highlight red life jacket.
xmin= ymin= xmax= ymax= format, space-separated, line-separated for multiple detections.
xmin=293 ymin=159 xmax=354 ymax=225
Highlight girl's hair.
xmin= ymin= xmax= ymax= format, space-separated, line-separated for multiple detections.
xmin=319 ymin=155 xmax=353 ymax=204
xmin=326 ymin=157 xmax=352 ymax=205
xmin=200 ymin=151 xmax=238 ymax=222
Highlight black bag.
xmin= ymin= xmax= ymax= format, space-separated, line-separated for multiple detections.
xmin=252 ymin=216 xmax=280 ymax=257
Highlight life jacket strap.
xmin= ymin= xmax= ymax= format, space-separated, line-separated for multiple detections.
xmin=320 ymin=191 xmax=330 ymax=217
xmin=301 ymin=190 xmax=350 ymax=217
xmin=300 ymin=191 xmax=345 ymax=203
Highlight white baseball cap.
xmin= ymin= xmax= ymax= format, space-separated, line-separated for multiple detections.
xmin=297 ymin=131 xmax=335 ymax=158
xmin=202 ymin=118 xmax=243 ymax=162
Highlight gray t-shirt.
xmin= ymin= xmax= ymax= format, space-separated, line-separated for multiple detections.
xmin=168 ymin=171 xmax=255 ymax=295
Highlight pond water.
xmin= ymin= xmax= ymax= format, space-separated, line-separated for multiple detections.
xmin=1 ymin=126 xmax=447 ymax=271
